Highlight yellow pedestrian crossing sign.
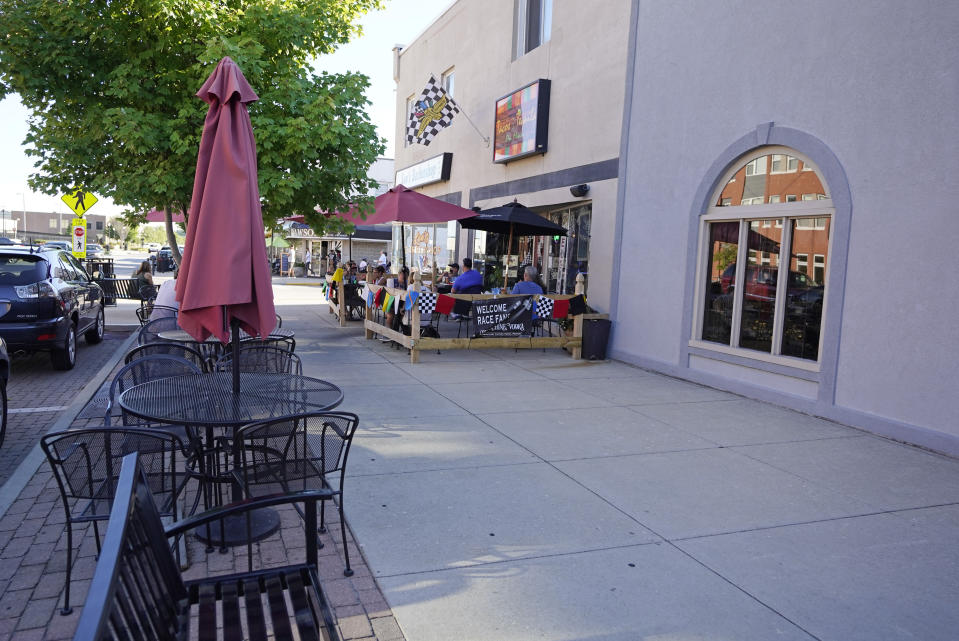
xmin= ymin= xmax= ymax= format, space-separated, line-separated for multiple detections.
xmin=61 ymin=187 xmax=98 ymax=216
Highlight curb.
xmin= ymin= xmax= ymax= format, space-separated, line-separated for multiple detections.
xmin=0 ymin=329 xmax=141 ymax=519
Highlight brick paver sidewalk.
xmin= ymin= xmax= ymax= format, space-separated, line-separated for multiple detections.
xmin=0 ymin=329 xmax=405 ymax=640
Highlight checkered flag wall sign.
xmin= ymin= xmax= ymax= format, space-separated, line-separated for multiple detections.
xmin=418 ymin=291 xmax=438 ymax=315
xmin=406 ymin=75 xmax=460 ymax=146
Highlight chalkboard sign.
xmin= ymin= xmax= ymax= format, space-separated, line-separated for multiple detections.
xmin=473 ymin=296 xmax=533 ymax=337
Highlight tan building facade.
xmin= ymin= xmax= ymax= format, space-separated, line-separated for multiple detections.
xmin=393 ymin=0 xmax=631 ymax=310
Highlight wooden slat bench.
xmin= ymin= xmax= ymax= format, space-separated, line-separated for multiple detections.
xmin=73 ymin=452 xmax=341 ymax=641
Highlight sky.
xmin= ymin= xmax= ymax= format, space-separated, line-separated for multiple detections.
xmin=0 ymin=0 xmax=452 ymax=218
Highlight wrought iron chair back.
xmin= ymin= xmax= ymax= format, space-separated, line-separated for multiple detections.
xmin=40 ymin=428 xmax=191 ymax=615
xmin=138 ymin=315 xmax=180 ymax=345
xmin=214 ymin=345 xmax=303 ymax=375
xmin=125 ymin=342 xmax=211 ymax=373
xmin=233 ymin=412 xmax=360 ymax=576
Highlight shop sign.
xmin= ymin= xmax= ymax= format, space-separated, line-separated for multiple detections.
xmin=473 ymin=296 xmax=533 ymax=337
xmin=492 ymin=79 xmax=551 ymax=164
xmin=395 ymin=152 xmax=453 ymax=189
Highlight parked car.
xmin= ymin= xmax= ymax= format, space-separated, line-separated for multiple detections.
xmin=146 ymin=242 xmax=161 ymax=252
xmin=719 ymin=263 xmax=816 ymax=303
xmin=85 ymin=243 xmax=105 ymax=258
xmin=0 ymin=245 xmax=105 ymax=370
xmin=0 ymin=336 xmax=7 ymax=446
xmin=44 ymin=241 xmax=71 ymax=251
xmin=154 ymin=246 xmax=175 ymax=272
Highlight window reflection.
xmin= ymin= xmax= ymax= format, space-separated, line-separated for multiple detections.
xmin=738 ymin=221 xmax=781 ymax=353
xmin=702 ymin=222 xmax=739 ymax=344
xmin=716 ymin=154 xmax=827 ymax=206
xmin=781 ymin=218 xmax=830 ymax=359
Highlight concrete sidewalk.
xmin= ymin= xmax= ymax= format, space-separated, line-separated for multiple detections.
xmin=1 ymin=289 xmax=956 ymax=640
xmin=299 ymin=305 xmax=959 ymax=641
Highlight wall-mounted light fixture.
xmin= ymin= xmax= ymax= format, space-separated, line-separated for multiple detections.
xmin=570 ymin=184 xmax=590 ymax=198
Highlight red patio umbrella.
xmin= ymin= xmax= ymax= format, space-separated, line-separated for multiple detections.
xmin=341 ymin=185 xmax=475 ymax=268
xmin=176 ymin=57 xmax=275 ymax=391
xmin=145 ymin=209 xmax=186 ymax=223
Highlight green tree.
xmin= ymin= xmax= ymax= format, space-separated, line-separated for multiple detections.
xmin=0 ymin=0 xmax=382 ymax=264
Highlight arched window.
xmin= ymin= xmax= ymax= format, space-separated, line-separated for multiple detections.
xmin=693 ymin=147 xmax=833 ymax=365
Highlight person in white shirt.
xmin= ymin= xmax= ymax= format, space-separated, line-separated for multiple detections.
xmin=287 ymin=246 xmax=296 ymax=277
xmin=378 ymin=250 xmax=388 ymax=267
xmin=149 ymin=278 xmax=180 ymax=321
xmin=303 ymin=247 xmax=312 ymax=276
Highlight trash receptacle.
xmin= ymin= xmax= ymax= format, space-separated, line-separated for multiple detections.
xmin=581 ymin=318 xmax=611 ymax=360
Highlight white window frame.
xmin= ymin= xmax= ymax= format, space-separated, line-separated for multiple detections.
xmin=514 ymin=0 xmax=552 ymax=57
xmin=441 ymin=68 xmax=455 ymax=98
xmin=690 ymin=146 xmax=834 ymax=372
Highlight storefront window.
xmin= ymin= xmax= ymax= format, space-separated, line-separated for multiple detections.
xmin=697 ymin=149 xmax=831 ymax=363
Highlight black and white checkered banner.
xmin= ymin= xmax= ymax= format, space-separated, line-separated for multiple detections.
xmin=406 ymin=75 xmax=460 ymax=146
xmin=418 ymin=291 xmax=438 ymax=315
xmin=535 ymin=295 xmax=554 ymax=319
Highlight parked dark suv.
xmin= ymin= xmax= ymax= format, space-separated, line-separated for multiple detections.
xmin=0 ymin=245 xmax=105 ymax=370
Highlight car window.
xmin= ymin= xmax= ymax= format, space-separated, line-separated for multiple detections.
xmin=66 ymin=254 xmax=90 ymax=281
xmin=56 ymin=254 xmax=80 ymax=281
xmin=0 ymin=255 xmax=47 ymax=285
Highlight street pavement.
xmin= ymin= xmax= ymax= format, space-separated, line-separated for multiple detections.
xmin=0 ymin=273 xmax=957 ymax=640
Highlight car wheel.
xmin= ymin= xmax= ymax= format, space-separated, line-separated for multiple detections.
xmin=0 ymin=377 xmax=6 ymax=448
xmin=51 ymin=322 xmax=77 ymax=370
xmin=85 ymin=306 xmax=105 ymax=344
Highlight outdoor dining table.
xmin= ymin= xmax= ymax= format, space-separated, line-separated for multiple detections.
xmin=118 ymin=371 xmax=342 ymax=546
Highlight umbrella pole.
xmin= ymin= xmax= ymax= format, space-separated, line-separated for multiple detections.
xmin=504 ymin=223 xmax=513 ymax=289
xmin=401 ymin=223 xmax=407 ymax=270
xmin=231 ymin=318 xmax=241 ymax=395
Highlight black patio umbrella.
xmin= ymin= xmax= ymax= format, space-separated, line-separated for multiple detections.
xmin=459 ymin=201 xmax=567 ymax=287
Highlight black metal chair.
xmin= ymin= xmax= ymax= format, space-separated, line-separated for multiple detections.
xmin=138 ymin=316 xmax=180 ymax=345
xmin=136 ymin=304 xmax=178 ymax=326
xmin=107 ymin=355 xmax=203 ymax=426
xmin=214 ymin=345 xmax=303 ymax=375
xmin=232 ymin=412 xmax=360 ymax=576
xmin=237 ymin=334 xmax=296 ymax=352
xmin=125 ymin=342 xmax=212 ymax=373
xmin=40 ymin=428 xmax=193 ymax=615
xmin=275 ymin=312 xmax=283 ymax=328
xmin=70 ymin=453 xmax=340 ymax=641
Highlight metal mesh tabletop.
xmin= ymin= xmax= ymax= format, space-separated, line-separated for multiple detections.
xmin=118 ymin=372 xmax=342 ymax=427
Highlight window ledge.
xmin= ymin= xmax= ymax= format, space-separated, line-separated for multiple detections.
xmin=687 ymin=340 xmax=821 ymax=381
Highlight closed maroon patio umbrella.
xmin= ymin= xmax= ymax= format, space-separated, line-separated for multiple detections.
xmin=176 ymin=57 xmax=275 ymax=392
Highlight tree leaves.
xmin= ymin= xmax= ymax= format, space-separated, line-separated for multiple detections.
xmin=0 ymin=0 xmax=384 ymax=235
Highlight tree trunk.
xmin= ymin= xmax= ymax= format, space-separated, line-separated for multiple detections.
xmin=164 ymin=207 xmax=183 ymax=267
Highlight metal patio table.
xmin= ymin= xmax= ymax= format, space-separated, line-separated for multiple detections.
xmin=118 ymin=371 xmax=342 ymax=546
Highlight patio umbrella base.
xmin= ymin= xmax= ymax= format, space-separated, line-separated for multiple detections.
xmin=194 ymin=507 xmax=281 ymax=548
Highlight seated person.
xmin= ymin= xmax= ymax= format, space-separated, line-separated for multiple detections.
xmin=451 ymin=258 xmax=483 ymax=294
xmin=149 ymin=277 xmax=180 ymax=321
xmin=511 ymin=265 xmax=544 ymax=295
xmin=372 ymin=265 xmax=387 ymax=286
xmin=439 ymin=263 xmax=459 ymax=285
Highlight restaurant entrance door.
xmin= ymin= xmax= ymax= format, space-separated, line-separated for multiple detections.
xmin=529 ymin=204 xmax=590 ymax=295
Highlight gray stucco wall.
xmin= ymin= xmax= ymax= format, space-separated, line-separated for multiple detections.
xmin=613 ymin=1 xmax=959 ymax=453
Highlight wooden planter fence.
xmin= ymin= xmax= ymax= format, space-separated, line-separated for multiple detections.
xmin=359 ymin=270 xmax=590 ymax=364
